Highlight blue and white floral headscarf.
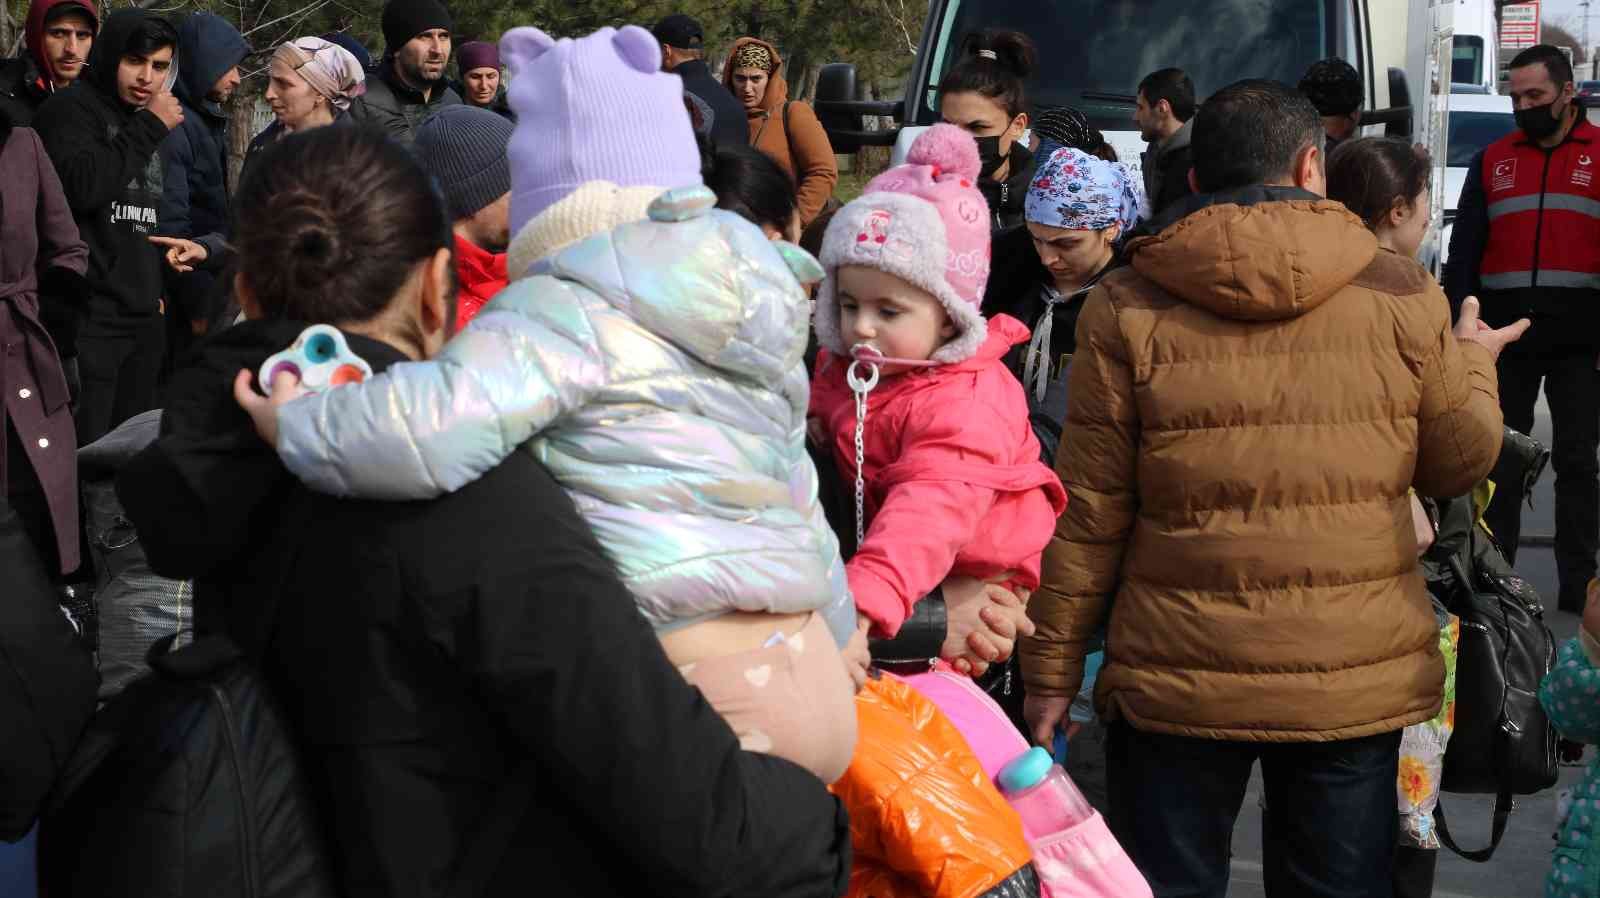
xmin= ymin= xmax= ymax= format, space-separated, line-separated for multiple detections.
xmin=1024 ymin=147 xmax=1149 ymax=237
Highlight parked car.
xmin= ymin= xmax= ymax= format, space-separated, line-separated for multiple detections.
xmin=1578 ymin=80 xmax=1600 ymax=103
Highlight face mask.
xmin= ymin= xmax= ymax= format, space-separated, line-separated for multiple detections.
xmin=974 ymin=135 xmax=1010 ymax=179
xmin=1515 ymin=98 xmax=1567 ymax=140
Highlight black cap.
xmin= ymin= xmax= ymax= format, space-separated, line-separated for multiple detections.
xmin=382 ymin=0 xmax=452 ymax=54
xmin=652 ymin=14 xmax=704 ymax=50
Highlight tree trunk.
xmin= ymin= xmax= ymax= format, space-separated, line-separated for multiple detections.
xmin=226 ymin=91 xmax=261 ymax=195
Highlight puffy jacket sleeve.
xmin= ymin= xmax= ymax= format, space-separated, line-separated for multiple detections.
xmin=440 ymin=472 xmax=851 ymax=897
xmin=1022 ymin=292 xmax=1137 ymax=699
xmin=157 ymin=120 xmax=195 ymax=238
xmin=786 ymin=101 xmax=839 ymax=226
xmin=847 ymin=394 xmax=1003 ymax=637
xmin=1442 ymin=149 xmax=1487 ymax=315
xmin=1541 ymin=635 xmax=1600 ymax=744
xmin=1412 ymin=289 xmax=1503 ymax=499
xmin=274 ymin=281 xmax=610 ymax=499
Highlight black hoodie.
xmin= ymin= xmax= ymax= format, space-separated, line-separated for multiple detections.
xmin=116 ymin=321 xmax=852 ymax=898
xmin=32 ymin=9 xmax=175 ymax=329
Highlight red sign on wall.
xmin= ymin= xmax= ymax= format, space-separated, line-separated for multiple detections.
xmin=1501 ymin=1 xmax=1542 ymax=50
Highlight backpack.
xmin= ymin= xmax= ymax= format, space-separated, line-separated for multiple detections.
xmin=38 ymin=634 xmax=341 ymax=897
xmin=1428 ymin=431 xmax=1560 ymax=862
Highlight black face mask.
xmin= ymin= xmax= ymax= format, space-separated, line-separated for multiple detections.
xmin=1515 ymin=98 xmax=1568 ymax=141
xmin=974 ymin=135 xmax=1010 ymax=179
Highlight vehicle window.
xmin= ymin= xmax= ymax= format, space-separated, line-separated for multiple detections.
xmin=1446 ymin=110 xmax=1516 ymax=167
xmin=922 ymin=0 xmax=1334 ymax=132
xmin=1451 ymin=35 xmax=1483 ymax=86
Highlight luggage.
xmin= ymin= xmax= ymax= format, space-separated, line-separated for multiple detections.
xmin=78 ymin=410 xmax=194 ymax=700
xmin=38 ymin=635 xmax=340 ymax=897
xmin=1427 ymin=429 xmax=1560 ymax=863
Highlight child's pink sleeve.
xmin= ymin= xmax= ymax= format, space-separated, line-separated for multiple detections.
xmin=848 ymin=395 xmax=1004 ymax=637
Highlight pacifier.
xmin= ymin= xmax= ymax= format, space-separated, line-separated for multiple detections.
xmin=258 ymin=324 xmax=373 ymax=396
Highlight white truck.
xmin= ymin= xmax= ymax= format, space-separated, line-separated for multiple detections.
xmin=815 ymin=0 xmax=1453 ymax=264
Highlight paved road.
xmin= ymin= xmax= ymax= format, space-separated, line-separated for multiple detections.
xmin=1226 ymin=397 xmax=1585 ymax=897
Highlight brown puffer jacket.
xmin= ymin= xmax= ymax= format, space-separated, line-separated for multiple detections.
xmin=722 ymin=37 xmax=838 ymax=227
xmin=1020 ymin=186 xmax=1504 ymax=743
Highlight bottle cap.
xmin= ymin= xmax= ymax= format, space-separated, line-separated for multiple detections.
xmin=997 ymin=746 xmax=1053 ymax=793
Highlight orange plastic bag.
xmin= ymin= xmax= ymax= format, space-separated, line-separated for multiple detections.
xmin=831 ymin=674 xmax=1032 ymax=898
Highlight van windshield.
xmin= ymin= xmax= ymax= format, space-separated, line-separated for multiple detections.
xmin=920 ymin=0 xmax=1335 ymax=133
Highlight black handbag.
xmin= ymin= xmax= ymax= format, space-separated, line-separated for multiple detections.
xmin=1427 ymin=433 xmax=1560 ymax=862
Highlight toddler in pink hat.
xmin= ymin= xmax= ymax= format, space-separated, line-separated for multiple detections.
xmin=809 ymin=124 xmax=1068 ymax=652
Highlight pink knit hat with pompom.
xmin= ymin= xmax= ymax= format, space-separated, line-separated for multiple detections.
xmin=815 ymin=124 xmax=991 ymax=364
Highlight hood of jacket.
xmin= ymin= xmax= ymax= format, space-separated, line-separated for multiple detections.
xmin=85 ymin=9 xmax=178 ymax=105
xmin=174 ymin=12 xmax=248 ymax=116
xmin=537 ymin=191 xmax=814 ymax=387
xmin=722 ymin=36 xmax=788 ymax=117
xmin=115 ymin=320 xmax=404 ymax=580
xmin=25 ymin=0 xmax=97 ymax=88
xmin=1126 ymin=185 xmax=1376 ymax=322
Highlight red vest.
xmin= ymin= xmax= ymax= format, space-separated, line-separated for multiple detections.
xmin=1480 ymin=118 xmax=1600 ymax=291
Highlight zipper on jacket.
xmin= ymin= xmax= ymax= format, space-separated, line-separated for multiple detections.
xmin=211 ymin=684 xmax=260 ymax=898
xmin=1530 ymin=145 xmax=1557 ymax=287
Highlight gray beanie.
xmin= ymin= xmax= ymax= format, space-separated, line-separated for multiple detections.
xmin=414 ymin=105 xmax=514 ymax=220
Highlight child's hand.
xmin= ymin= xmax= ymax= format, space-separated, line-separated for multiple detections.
xmin=842 ymin=614 xmax=873 ymax=692
xmin=233 ymin=368 xmax=306 ymax=447
xmin=942 ymin=576 xmax=1035 ymax=675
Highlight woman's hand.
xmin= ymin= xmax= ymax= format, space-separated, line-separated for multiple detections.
xmin=1025 ymin=694 xmax=1073 ymax=749
xmin=148 ymin=235 xmax=208 ymax=273
xmin=1410 ymin=493 xmax=1435 ymax=557
xmin=941 ymin=575 xmax=1034 ymax=677
xmin=842 ymin=614 xmax=872 ymax=692
xmin=1583 ymin=578 xmax=1600 ymax=643
xmin=232 ymin=368 xmax=306 ymax=446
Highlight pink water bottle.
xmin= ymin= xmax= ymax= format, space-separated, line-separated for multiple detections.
xmin=997 ymin=746 xmax=1095 ymax=840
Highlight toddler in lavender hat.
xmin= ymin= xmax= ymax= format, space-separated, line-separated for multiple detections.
xmin=236 ymin=24 xmax=862 ymax=782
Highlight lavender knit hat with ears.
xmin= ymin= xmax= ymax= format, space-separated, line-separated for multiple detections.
xmin=499 ymin=25 xmax=703 ymax=237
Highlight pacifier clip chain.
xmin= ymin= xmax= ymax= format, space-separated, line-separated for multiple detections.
xmin=846 ymin=353 xmax=880 ymax=549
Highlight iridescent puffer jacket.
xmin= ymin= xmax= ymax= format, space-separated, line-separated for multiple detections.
xmin=273 ymin=187 xmax=854 ymax=643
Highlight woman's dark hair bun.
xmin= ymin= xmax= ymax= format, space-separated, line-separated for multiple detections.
xmin=939 ymin=29 xmax=1038 ymax=120
xmin=233 ymin=126 xmax=451 ymax=325
xmin=961 ymin=29 xmax=1037 ymax=80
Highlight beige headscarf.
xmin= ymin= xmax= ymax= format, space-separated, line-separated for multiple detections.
xmin=273 ymin=37 xmax=367 ymax=111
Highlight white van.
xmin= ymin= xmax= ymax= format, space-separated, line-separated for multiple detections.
xmin=817 ymin=0 xmax=1431 ymax=178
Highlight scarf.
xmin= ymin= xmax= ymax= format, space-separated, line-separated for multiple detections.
xmin=1025 ymin=147 xmax=1147 ymax=235
xmin=273 ymin=37 xmax=367 ymax=111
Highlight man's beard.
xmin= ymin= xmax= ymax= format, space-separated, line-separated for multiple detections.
xmin=400 ymin=56 xmax=444 ymax=86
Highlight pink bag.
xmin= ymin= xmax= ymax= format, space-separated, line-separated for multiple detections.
xmin=903 ymin=665 xmax=1152 ymax=898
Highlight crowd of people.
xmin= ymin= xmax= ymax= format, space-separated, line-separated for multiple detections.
xmin=3 ymin=0 xmax=1600 ymax=895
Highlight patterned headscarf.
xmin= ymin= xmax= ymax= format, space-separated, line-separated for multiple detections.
xmin=273 ymin=36 xmax=367 ymax=111
xmin=733 ymin=42 xmax=774 ymax=72
xmin=1025 ymin=147 xmax=1147 ymax=236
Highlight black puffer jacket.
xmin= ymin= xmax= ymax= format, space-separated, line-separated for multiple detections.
xmin=349 ymin=59 xmax=460 ymax=145
xmin=158 ymin=11 xmax=248 ymax=244
xmin=0 ymin=497 xmax=96 ymax=842
xmin=118 ymin=322 xmax=853 ymax=898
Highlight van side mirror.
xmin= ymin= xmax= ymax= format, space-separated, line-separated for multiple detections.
xmin=1357 ymin=68 xmax=1413 ymax=138
xmin=814 ymin=62 xmax=902 ymax=153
